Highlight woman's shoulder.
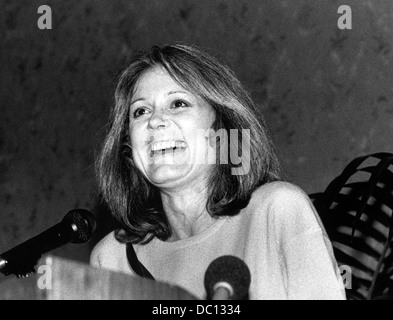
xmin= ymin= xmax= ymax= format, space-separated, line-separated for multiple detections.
xmin=250 ymin=181 xmax=310 ymax=205
xmin=247 ymin=181 xmax=319 ymax=231
xmin=89 ymin=230 xmax=125 ymax=267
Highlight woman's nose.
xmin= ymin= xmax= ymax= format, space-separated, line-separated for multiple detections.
xmin=148 ymin=109 xmax=167 ymax=129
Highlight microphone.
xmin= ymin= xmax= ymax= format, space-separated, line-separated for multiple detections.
xmin=204 ymin=255 xmax=251 ymax=300
xmin=0 ymin=209 xmax=97 ymax=277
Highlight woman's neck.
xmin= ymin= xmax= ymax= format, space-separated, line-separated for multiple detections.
xmin=160 ymin=185 xmax=216 ymax=241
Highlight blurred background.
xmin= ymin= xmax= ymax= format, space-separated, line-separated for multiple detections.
xmin=1 ymin=0 xmax=392 ymax=264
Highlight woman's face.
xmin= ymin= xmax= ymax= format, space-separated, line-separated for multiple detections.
xmin=128 ymin=66 xmax=216 ymax=190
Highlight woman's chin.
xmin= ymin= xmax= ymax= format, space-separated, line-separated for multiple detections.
xmin=146 ymin=165 xmax=191 ymax=187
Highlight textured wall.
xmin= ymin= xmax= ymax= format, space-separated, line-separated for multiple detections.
xmin=1 ymin=0 xmax=392 ymax=263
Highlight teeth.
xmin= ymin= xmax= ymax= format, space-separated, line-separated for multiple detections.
xmin=175 ymin=141 xmax=185 ymax=149
xmin=151 ymin=140 xmax=186 ymax=152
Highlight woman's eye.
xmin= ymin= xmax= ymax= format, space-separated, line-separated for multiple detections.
xmin=172 ymin=100 xmax=189 ymax=109
xmin=133 ymin=108 xmax=148 ymax=118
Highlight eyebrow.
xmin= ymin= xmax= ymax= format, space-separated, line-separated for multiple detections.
xmin=130 ymin=90 xmax=189 ymax=105
xmin=130 ymin=97 xmax=144 ymax=105
xmin=168 ymin=90 xmax=188 ymax=95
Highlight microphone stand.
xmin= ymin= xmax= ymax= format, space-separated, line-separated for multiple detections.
xmin=212 ymin=282 xmax=234 ymax=300
xmin=0 ymin=257 xmax=6 ymax=271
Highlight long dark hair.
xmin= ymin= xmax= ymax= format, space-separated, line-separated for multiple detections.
xmin=96 ymin=44 xmax=281 ymax=244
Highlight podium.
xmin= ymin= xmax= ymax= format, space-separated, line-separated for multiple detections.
xmin=0 ymin=255 xmax=197 ymax=300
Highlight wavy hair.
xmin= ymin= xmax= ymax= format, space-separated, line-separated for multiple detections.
xmin=96 ymin=44 xmax=281 ymax=244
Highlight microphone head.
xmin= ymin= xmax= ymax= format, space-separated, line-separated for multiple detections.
xmin=62 ymin=209 xmax=97 ymax=243
xmin=204 ymin=255 xmax=251 ymax=300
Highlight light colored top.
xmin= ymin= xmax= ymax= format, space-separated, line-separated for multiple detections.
xmin=90 ymin=181 xmax=346 ymax=300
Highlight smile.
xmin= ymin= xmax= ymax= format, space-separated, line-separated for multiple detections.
xmin=150 ymin=140 xmax=187 ymax=157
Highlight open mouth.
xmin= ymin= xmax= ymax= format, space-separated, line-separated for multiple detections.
xmin=150 ymin=140 xmax=187 ymax=157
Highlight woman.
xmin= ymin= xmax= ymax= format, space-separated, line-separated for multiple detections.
xmin=90 ymin=44 xmax=346 ymax=300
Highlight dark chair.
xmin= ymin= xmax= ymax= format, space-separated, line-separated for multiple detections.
xmin=309 ymin=152 xmax=393 ymax=300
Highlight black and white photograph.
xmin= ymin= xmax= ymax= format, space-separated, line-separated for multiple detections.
xmin=0 ymin=0 xmax=392 ymax=306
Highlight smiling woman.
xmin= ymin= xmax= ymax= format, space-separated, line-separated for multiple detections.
xmin=128 ymin=66 xmax=217 ymax=188
xmin=90 ymin=44 xmax=346 ymax=300
xmin=94 ymin=44 xmax=280 ymax=244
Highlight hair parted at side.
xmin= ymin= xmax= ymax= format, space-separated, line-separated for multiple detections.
xmin=96 ymin=43 xmax=282 ymax=244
